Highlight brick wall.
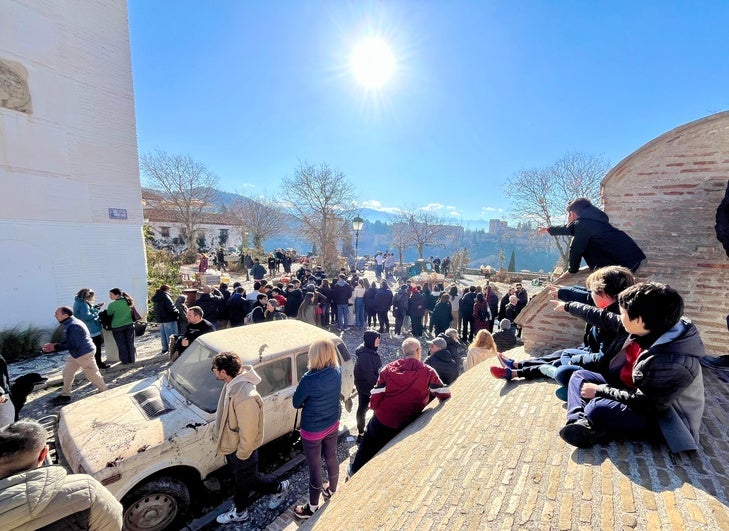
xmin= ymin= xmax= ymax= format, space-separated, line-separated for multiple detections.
xmin=519 ymin=111 xmax=729 ymax=356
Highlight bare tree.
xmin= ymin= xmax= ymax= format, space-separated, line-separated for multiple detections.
xmin=229 ymin=197 xmax=288 ymax=253
xmin=140 ymin=148 xmax=219 ymax=246
xmin=504 ymin=152 xmax=609 ymax=266
xmin=281 ymin=162 xmax=357 ymax=270
xmin=395 ymin=208 xmax=451 ymax=259
xmin=390 ymin=221 xmax=415 ymax=265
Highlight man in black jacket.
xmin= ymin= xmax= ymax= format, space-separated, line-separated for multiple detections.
xmin=459 ymin=286 xmax=477 ymax=342
xmin=539 ymin=198 xmax=645 ymax=274
xmin=171 ymin=306 xmax=215 ymax=361
xmin=152 ymin=284 xmax=179 ymax=354
xmin=196 ymin=285 xmax=223 ymax=330
xmin=353 ymin=330 xmax=381 ymax=442
xmin=425 ymin=337 xmax=459 ymax=385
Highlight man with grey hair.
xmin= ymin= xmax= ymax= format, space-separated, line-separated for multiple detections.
xmin=0 ymin=419 xmax=122 ymax=529
xmin=349 ymin=338 xmax=451 ymax=476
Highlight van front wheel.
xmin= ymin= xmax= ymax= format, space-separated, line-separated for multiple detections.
xmin=122 ymin=477 xmax=190 ymax=531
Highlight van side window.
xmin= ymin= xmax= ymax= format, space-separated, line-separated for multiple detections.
xmin=336 ymin=342 xmax=352 ymax=362
xmin=296 ymin=352 xmax=309 ymax=382
xmin=256 ymin=358 xmax=292 ymax=397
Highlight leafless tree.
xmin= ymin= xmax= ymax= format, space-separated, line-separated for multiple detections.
xmin=140 ymin=148 xmax=219 ymax=246
xmin=281 ymin=162 xmax=357 ymax=270
xmin=504 ymin=152 xmax=609 ymax=266
xmin=228 ymin=197 xmax=288 ymax=253
xmin=390 ymin=221 xmax=415 ymax=265
xmin=395 ymin=208 xmax=451 ymax=259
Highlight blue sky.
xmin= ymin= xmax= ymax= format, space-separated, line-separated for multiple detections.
xmin=128 ymin=1 xmax=729 ymax=223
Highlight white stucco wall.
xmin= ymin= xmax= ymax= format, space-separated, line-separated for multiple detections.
xmin=0 ymin=0 xmax=147 ymax=330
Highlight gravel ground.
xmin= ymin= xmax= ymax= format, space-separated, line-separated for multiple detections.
xmin=10 ymin=266 xmax=540 ymax=530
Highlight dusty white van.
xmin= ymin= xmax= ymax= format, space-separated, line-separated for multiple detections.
xmin=56 ymin=320 xmax=355 ymax=531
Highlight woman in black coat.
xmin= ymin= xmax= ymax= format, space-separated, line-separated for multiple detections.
xmin=431 ymin=293 xmax=453 ymax=336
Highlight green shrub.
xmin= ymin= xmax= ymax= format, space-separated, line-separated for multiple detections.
xmin=146 ymin=244 xmax=183 ymax=322
xmin=0 ymin=325 xmax=48 ymax=362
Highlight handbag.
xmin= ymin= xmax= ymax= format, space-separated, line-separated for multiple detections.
xmin=131 ymin=305 xmax=142 ymax=322
xmin=315 ymin=305 xmax=323 ymax=316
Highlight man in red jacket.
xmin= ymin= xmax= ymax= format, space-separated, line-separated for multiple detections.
xmin=349 ymin=338 xmax=451 ymax=476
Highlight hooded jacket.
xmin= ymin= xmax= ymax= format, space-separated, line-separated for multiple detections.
xmin=293 ymin=365 xmax=342 ymax=432
xmin=547 ymin=204 xmax=646 ymax=273
xmin=431 ymin=301 xmax=453 ymax=333
xmin=425 ymin=348 xmax=459 ymax=385
xmin=151 ymin=289 xmax=179 ymax=323
xmin=332 ymin=279 xmax=353 ymax=306
xmin=594 ymin=319 xmax=705 ymax=453
xmin=72 ymin=296 xmax=102 ymax=337
xmin=392 ymin=287 xmax=409 ymax=316
xmin=0 ymin=466 xmax=122 ymax=530
xmin=354 ymin=331 xmax=382 ymax=392
xmin=373 ymin=286 xmax=393 ymax=313
xmin=215 ymin=366 xmax=264 ymax=460
xmin=370 ymin=357 xmax=451 ymax=430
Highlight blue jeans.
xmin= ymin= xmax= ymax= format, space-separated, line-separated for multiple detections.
xmin=354 ymin=298 xmax=365 ymax=328
xmin=337 ymin=304 xmax=349 ymax=329
xmin=567 ymin=370 xmax=650 ymax=437
xmin=159 ymin=321 xmax=178 ymax=353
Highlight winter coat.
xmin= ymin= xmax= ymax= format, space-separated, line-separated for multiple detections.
xmin=227 ymin=293 xmax=250 ymax=326
xmin=296 ymin=293 xmax=318 ymax=325
xmin=439 ymin=332 xmax=464 ymax=366
xmin=562 ymin=301 xmax=625 ymax=372
xmin=431 ymin=302 xmax=453 ymax=334
xmin=332 ymin=280 xmax=353 ymax=306
xmin=196 ymin=289 xmax=222 ymax=323
xmin=408 ymin=292 xmax=426 ymax=318
xmin=373 ymin=287 xmax=393 ymax=313
xmin=215 ymin=366 xmax=264 ymax=460
xmin=53 ymin=316 xmax=95 ymax=359
xmin=594 ymin=319 xmax=705 ymax=453
xmin=425 ymin=349 xmax=459 ymax=385
xmin=354 ymin=331 xmax=382 ymax=393
xmin=460 ymin=292 xmax=476 ymax=317
xmin=473 ymin=299 xmax=492 ymax=331
xmin=285 ymin=289 xmax=304 ymax=317
xmin=151 ymin=289 xmax=179 ymax=323
xmin=293 ymin=365 xmax=342 ymax=432
xmin=218 ymin=286 xmax=231 ymax=320
xmin=106 ymin=298 xmax=133 ymax=329
xmin=515 ymin=288 xmax=528 ymax=312
xmin=493 ymin=329 xmax=517 ymax=352
xmin=0 ymin=465 xmax=123 ymax=530
xmin=465 ymin=346 xmax=497 ymax=371
xmin=364 ymin=286 xmax=378 ymax=313
xmin=392 ymin=288 xmax=409 ymax=316
xmin=370 ymin=357 xmax=451 ymax=430
xmin=251 ymin=263 xmax=267 ymax=280
xmin=547 ymin=203 xmax=646 ymax=273
xmin=73 ymin=296 xmax=102 ymax=336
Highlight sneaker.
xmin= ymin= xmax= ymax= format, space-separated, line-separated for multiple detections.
xmin=496 ymin=352 xmax=516 ymax=369
xmin=49 ymin=395 xmax=71 ymax=406
xmin=294 ymin=503 xmax=318 ymax=520
xmin=268 ymin=479 xmax=289 ymax=509
xmin=322 ymin=485 xmax=335 ymax=500
xmin=216 ymin=507 xmax=249 ymax=524
xmin=555 ymin=386 xmax=568 ymax=402
xmin=559 ymin=419 xmax=599 ymax=448
xmin=97 ymin=362 xmax=111 ymax=370
xmin=489 ymin=366 xmax=513 ymax=381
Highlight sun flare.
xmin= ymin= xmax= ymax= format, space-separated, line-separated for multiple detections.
xmin=351 ymin=37 xmax=395 ymax=89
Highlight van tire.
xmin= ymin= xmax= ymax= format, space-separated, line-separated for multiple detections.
xmin=122 ymin=476 xmax=190 ymax=531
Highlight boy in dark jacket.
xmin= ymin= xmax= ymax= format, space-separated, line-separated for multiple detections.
xmin=353 ymin=331 xmax=382 ymax=442
xmin=559 ymin=282 xmax=705 ymax=453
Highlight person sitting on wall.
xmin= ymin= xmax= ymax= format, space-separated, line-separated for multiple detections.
xmin=559 ymin=282 xmax=705 ymax=453
xmin=538 ymin=197 xmax=646 ymax=274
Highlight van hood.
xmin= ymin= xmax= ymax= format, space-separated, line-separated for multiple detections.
xmin=58 ymin=375 xmax=210 ymax=478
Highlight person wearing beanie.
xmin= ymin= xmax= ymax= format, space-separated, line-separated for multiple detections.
xmin=424 ymin=337 xmax=459 ymax=385
xmin=353 ymin=330 xmax=381 ymax=442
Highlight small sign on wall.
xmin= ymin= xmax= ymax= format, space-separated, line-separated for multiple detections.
xmin=108 ymin=208 xmax=128 ymax=220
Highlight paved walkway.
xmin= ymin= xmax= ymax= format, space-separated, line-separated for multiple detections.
xmin=266 ymin=347 xmax=729 ymax=530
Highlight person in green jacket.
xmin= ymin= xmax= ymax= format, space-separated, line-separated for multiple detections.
xmin=106 ymin=288 xmax=136 ymax=364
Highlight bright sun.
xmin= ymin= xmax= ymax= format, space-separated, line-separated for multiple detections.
xmin=351 ymin=37 xmax=395 ymax=89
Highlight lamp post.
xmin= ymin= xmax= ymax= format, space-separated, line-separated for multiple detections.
xmin=352 ymin=216 xmax=364 ymax=267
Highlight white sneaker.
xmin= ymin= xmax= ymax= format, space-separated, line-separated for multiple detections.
xmin=268 ymin=479 xmax=289 ymax=509
xmin=216 ymin=507 xmax=249 ymax=524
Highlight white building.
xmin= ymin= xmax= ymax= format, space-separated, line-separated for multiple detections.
xmin=0 ymin=0 xmax=147 ymax=329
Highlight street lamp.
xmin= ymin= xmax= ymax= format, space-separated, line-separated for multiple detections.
xmin=352 ymin=216 xmax=364 ymax=266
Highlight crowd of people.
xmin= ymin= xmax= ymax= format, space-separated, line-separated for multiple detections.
xmin=2 ymin=197 xmax=723 ymax=529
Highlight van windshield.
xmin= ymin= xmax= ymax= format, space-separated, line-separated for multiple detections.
xmin=168 ymin=342 xmax=223 ymax=413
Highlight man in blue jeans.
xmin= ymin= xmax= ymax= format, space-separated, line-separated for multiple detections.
xmin=559 ymin=283 xmax=705 ymax=453
xmin=151 ymin=284 xmax=179 ymax=353
xmin=332 ymin=274 xmax=353 ymax=331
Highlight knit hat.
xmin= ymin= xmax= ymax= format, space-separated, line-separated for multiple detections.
xmin=500 ymin=319 xmax=512 ymax=330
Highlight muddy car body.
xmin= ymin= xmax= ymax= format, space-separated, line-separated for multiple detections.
xmin=56 ymin=320 xmax=355 ymax=531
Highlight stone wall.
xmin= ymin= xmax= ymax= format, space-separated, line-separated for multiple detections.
xmin=519 ymin=111 xmax=729 ymax=356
